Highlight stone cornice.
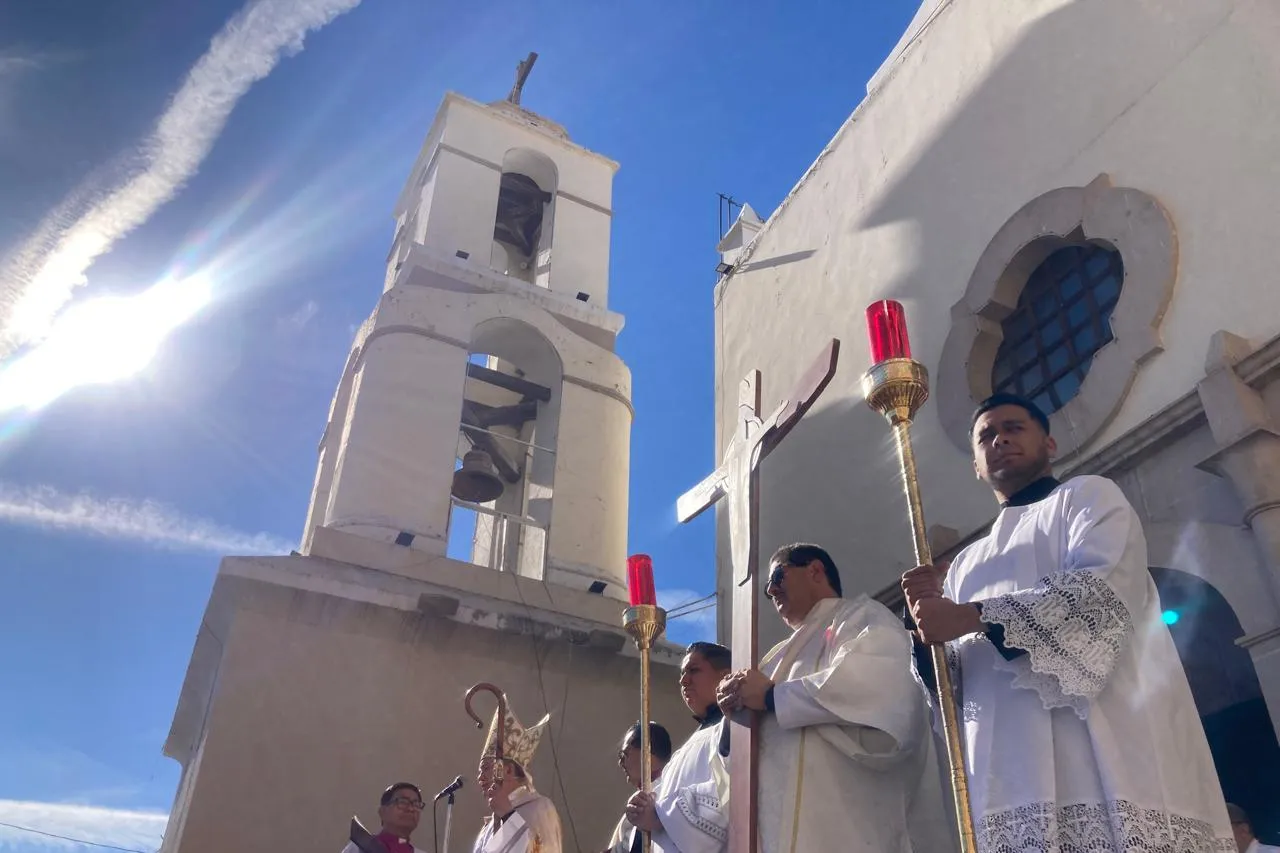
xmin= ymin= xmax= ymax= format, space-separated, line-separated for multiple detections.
xmin=1237 ymin=624 xmax=1280 ymax=651
xmin=396 ymin=244 xmax=625 ymax=336
xmin=1069 ymin=331 xmax=1280 ymax=478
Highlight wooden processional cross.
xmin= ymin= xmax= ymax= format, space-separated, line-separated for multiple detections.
xmin=676 ymin=339 xmax=840 ymax=853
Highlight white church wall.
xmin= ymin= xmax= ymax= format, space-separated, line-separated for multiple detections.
xmin=712 ymin=0 xmax=1280 ymax=643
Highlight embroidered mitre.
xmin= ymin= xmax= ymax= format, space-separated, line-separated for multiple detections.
xmin=480 ymin=704 xmax=550 ymax=772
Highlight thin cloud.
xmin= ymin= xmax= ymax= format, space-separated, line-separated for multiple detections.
xmin=0 ymin=799 xmax=166 ymax=853
xmin=0 ymin=482 xmax=293 ymax=555
xmin=0 ymin=47 xmax=57 ymax=138
xmin=0 ymin=49 xmax=46 ymax=76
xmin=0 ymin=0 xmax=363 ymax=354
xmin=277 ymin=298 xmax=319 ymax=332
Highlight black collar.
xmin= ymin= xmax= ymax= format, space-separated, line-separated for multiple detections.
xmin=1002 ymin=476 xmax=1061 ymax=508
xmin=696 ymin=703 xmax=724 ymax=730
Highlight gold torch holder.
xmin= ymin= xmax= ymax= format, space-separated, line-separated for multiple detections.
xmin=623 ymin=604 xmax=667 ymax=853
xmin=862 ymin=357 xmax=978 ymax=853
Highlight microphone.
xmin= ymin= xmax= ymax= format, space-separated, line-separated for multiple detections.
xmin=433 ymin=776 xmax=464 ymax=802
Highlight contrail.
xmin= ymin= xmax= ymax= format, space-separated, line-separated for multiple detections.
xmin=0 ymin=798 xmax=167 ymax=853
xmin=0 ymin=0 xmax=363 ymax=355
xmin=0 ymin=482 xmax=293 ymax=555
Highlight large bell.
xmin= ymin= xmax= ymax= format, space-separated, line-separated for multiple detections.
xmin=451 ymin=449 xmax=505 ymax=503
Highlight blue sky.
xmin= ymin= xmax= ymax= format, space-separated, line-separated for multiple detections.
xmin=0 ymin=1 xmax=915 ymax=850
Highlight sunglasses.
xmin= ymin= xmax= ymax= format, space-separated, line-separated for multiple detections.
xmin=766 ymin=563 xmax=796 ymax=591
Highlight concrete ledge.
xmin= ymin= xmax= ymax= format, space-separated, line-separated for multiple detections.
xmin=302 ymin=526 xmax=641 ymax=635
xmin=163 ymin=543 xmax=688 ymax=768
xmin=396 ymin=245 xmax=625 ymax=337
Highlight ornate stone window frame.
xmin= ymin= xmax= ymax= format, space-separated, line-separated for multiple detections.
xmin=936 ymin=174 xmax=1178 ymax=459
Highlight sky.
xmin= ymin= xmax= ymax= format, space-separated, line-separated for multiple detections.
xmin=0 ymin=1 xmax=916 ymax=850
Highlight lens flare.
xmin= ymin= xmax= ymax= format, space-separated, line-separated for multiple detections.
xmin=0 ymin=274 xmax=212 ymax=413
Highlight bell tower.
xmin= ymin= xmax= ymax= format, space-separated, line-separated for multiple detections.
xmin=299 ymin=90 xmax=630 ymax=598
xmin=159 ymin=82 xmax=689 ymax=853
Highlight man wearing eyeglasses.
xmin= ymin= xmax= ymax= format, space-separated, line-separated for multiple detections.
xmin=603 ymin=721 xmax=673 ymax=853
xmin=715 ymin=543 xmax=953 ymax=853
xmin=342 ymin=782 xmax=425 ymax=853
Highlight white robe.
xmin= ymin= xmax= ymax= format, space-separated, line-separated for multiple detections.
xmin=605 ymin=812 xmax=636 ymax=853
xmin=472 ymin=787 xmax=562 ymax=853
xmin=341 ymin=841 xmax=420 ymax=853
xmin=649 ymin=721 xmax=729 ymax=853
xmin=937 ymin=475 xmax=1233 ymax=852
xmin=756 ymin=595 xmax=956 ymax=853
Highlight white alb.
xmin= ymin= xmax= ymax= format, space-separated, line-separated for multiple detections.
xmin=940 ymin=475 xmax=1233 ymax=853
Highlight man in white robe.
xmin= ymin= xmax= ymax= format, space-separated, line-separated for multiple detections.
xmin=903 ymin=392 xmax=1234 ymax=853
xmin=603 ymin=721 xmax=672 ymax=853
xmin=716 ymin=543 xmax=955 ymax=853
xmin=472 ymin=702 xmax=562 ymax=853
xmin=625 ymin=642 xmax=733 ymax=853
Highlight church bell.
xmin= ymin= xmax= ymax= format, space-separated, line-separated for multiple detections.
xmin=451 ymin=449 xmax=505 ymax=503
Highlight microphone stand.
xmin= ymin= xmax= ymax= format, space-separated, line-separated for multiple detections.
xmin=441 ymin=790 xmax=456 ymax=853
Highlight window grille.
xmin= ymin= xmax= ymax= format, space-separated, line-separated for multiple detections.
xmin=991 ymin=244 xmax=1123 ymax=415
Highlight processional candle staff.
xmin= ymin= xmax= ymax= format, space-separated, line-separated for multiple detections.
xmin=861 ymin=300 xmax=978 ymax=853
xmin=622 ymin=554 xmax=666 ymax=853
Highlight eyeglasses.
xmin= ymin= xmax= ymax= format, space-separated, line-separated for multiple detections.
xmin=390 ymin=797 xmax=425 ymax=810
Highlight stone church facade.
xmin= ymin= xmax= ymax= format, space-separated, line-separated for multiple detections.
xmin=711 ymin=0 xmax=1280 ymax=834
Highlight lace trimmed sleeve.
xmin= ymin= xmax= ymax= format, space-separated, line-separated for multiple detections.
xmin=978 ymin=477 xmax=1141 ymax=718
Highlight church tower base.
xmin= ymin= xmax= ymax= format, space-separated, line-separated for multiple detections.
xmin=159 ymin=530 xmax=688 ymax=853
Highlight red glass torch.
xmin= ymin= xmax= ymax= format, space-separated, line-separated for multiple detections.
xmin=861 ymin=300 xmax=976 ymax=853
xmin=622 ymin=554 xmax=665 ymax=853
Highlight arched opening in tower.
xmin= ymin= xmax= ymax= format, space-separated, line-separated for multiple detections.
xmin=446 ymin=320 xmax=563 ymax=579
xmin=490 ymin=149 xmax=557 ymax=287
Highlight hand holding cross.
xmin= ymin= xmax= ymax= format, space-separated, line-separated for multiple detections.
xmin=676 ymin=339 xmax=840 ymax=853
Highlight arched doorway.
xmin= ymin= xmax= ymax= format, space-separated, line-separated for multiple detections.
xmin=1151 ymin=566 xmax=1280 ymax=841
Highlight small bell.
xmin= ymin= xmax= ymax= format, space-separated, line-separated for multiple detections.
xmin=452 ymin=449 xmax=504 ymax=503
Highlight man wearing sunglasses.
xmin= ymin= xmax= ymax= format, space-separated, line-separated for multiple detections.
xmin=342 ymin=782 xmax=425 ymax=853
xmin=716 ymin=543 xmax=951 ymax=853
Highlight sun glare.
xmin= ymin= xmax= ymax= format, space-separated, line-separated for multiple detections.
xmin=0 ymin=275 xmax=212 ymax=413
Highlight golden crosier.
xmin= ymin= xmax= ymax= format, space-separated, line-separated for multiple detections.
xmin=862 ymin=356 xmax=978 ymax=853
xmin=623 ymin=604 xmax=667 ymax=853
